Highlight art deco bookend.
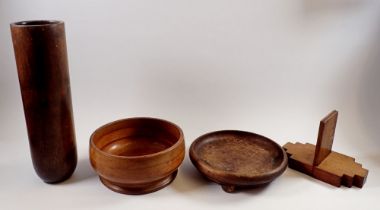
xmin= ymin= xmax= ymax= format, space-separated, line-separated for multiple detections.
xmin=283 ymin=110 xmax=368 ymax=188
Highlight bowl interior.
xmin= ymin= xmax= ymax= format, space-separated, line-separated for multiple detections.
xmin=92 ymin=118 xmax=181 ymax=157
xmin=192 ymin=130 xmax=286 ymax=177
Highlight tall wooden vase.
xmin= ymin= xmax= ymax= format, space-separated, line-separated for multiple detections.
xmin=10 ymin=20 xmax=77 ymax=183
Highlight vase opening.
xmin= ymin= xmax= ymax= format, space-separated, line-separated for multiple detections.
xmin=12 ymin=20 xmax=62 ymax=27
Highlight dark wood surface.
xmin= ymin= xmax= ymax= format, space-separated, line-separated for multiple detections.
xmin=283 ymin=111 xmax=368 ymax=188
xmin=190 ymin=130 xmax=288 ymax=193
xmin=90 ymin=117 xmax=185 ymax=195
xmin=11 ymin=20 xmax=77 ymax=183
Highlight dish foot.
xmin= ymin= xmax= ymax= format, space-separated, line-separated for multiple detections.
xmin=221 ymin=185 xmax=236 ymax=193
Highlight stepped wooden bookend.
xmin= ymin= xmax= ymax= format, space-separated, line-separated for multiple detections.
xmin=283 ymin=110 xmax=368 ymax=188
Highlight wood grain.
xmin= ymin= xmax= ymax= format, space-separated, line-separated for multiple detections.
xmin=90 ymin=117 xmax=185 ymax=195
xmin=313 ymin=110 xmax=338 ymax=166
xmin=283 ymin=111 xmax=368 ymax=188
xmin=190 ymin=130 xmax=288 ymax=192
xmin=284 ymin=142 xmax=368 ymax=187
xmin=11 ymin=20 xmax=77 ymax=183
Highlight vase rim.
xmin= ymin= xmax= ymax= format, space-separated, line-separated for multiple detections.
xmin=10 ymin=20 xmax=63 ymax=27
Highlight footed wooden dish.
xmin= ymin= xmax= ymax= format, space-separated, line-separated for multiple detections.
xmin=190 ymin=130 xmax=288 ymax=192
xmin=90 ymin=117 xmax=185 ymax=195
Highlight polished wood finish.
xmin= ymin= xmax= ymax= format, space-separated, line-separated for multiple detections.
xmin=11 ymin=20 xmax=77 ymax=183
xmin=190 ymin=130 xmax=288 ymax=193
xmin=313 ymin=111 xmax=337 ymax=166
xmin=90 ymin=117 xmax=185 ymax=195
xmin=283 ymin=111 xmax=368 ymax=188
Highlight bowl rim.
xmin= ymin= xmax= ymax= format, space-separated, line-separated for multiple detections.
xmin=189 ymin=130 xmax=288 ymax=184
xmin=90 ymin=117 xmax=184 ymax=159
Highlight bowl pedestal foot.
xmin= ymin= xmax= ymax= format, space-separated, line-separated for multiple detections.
xmin=99 ymin=170 xmax=178 ymax=195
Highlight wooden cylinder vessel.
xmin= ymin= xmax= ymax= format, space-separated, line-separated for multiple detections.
xmin=11 ymin=20 xmax=77 ymax=183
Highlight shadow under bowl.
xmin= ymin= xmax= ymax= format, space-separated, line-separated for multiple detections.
xmin=90 ymin=117 xmax=185 ymax=195
xmin=189 ymin=130 xmax=288 ymax=193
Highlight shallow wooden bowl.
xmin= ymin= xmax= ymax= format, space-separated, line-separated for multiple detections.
xmin=90 ymin=117 xmax=185 ymax=195
xmin=190 ymin=130 xmax=287 ymax=192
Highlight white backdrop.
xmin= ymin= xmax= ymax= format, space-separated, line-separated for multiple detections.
xmin=0 ymin=0 xmax=379 ymax=209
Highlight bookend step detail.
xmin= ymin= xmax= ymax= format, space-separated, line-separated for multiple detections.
xmin=283 ymin=110 xmax=368 ymax=188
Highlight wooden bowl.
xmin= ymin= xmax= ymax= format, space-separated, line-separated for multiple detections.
xmin=90 ymin=117 xmax=185 ymax=195
xmin=189 ymin=130 xmax=287 ymax=192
